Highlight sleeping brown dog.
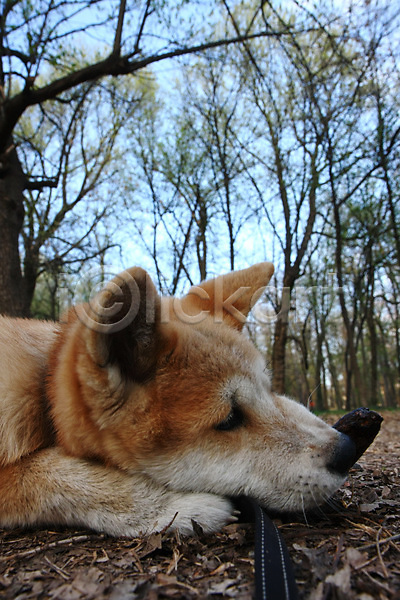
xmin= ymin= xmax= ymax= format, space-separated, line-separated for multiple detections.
xmin=0 ymin=263 xmax=355 ymax=536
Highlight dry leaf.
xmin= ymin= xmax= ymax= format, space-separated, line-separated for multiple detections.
xmin=325 ymin=564 xmax=351 ymax=594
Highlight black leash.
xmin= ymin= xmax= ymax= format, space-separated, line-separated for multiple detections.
xmin=235 ymin=497 xmax=299 ymax=600
xmin=252 ymin=502 xmax=299 ymax=600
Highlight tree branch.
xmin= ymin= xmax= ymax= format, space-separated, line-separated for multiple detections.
xmin=112 ymin=0 xmax=126 ymax=56
xmin=1 ymin=27 xmax=294 ymax=152
xmin=1 ymin=46 xmax=34 ymax=65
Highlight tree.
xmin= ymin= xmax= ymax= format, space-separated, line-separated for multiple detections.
xmin=180 ymin=50 xmax=254 ymax=273
xmin=123 ymin=44 xmax=258 ymax=292
xmin=122 ymin=86 xmax=216 ymax=293
xmin=253 ymin=0 xmax=400 ymax=401
xmin=319 ymin=4 xmax=400 ymax=408
xmin=232 ymin=17 xmax=329 ymax=394
xmin=0 ymin=0 xmax=287 ymax=315
xmin=14 ymin=71 xmax=145 ymax=315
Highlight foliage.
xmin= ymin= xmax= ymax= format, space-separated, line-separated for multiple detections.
xmin=0 ymin=0 xmax=399 ymax=407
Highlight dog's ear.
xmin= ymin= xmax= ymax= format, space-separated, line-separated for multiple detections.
xmin=180 ymin=262 xmax=274 ymax=330
xmin=76 ymin=267 xmax=162 ymax=382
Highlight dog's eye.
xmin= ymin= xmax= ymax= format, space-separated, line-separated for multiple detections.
xmin=215 ymin=405 xmax=244 ymax=431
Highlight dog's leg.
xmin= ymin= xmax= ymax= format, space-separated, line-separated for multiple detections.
xmin=0 ymin=447 xmax=233 ymax=536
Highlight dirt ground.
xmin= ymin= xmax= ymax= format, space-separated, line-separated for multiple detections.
xmin=0 ymin=410 xmax=399 ymax=600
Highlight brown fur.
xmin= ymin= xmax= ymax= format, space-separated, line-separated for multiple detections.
xmin=0 ymin=263 xmax=350 ymax=536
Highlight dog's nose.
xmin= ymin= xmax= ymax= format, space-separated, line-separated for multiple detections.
xmin=327 ymin=432 xmax=357 ymax=475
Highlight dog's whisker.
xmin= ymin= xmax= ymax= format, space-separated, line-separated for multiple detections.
xmin=309 ymin=487 xmax=329 ymax=518
xmin=301 ymin=494 xmax=310 ymax=526
xmin=279 ymin=491 xmax=296 ymax=512
xmin=324 ymin=494 xmax=345 ymax=514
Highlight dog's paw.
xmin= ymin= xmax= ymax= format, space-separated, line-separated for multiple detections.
xmin=160 ymin=493 xmax=235 ymax=536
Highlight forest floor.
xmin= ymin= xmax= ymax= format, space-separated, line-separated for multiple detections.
xmin=0 ymin=410 xmax=399 ymax=600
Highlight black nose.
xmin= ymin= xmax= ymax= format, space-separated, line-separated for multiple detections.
xmin=327 ymin=432 xmax=357 ymax=475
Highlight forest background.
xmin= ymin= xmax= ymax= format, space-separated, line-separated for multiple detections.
xmin=0 ymin=0 xmax=399 ymax=412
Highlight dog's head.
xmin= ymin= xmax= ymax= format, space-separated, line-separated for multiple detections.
xmin=50 ymin=263 xmax=355 ymax=513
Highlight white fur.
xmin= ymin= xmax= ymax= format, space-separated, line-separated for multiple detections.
xmin=0 ymin=264 xmax=351 ymax=537
xmin=142 ymin=372 xmax=344 ymax=514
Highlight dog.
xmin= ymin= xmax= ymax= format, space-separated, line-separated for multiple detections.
xmin=0 ymin=262 xmax=355 ymax=536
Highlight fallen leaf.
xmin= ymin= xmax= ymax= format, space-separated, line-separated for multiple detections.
xmin=344 ymin=547 xmax=368 ymax=569
xmin=208 ymin=578 xmax=239 ymax=595
xmin=325 ymin=564 xmax=351 ymax=594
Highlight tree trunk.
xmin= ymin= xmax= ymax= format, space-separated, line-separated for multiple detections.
xmin=377 ymin=321 xmax=397 ymax=408
xmin=324 ymin=338 xmax=343 ymax=409
xmin=343 ymin=327 xmax=362 ymax=410
xmin=0 ymin=143 xmax=29 ymax=316
xmin=314 ymin=330 xmax=325 ymax=411
xmin=331 ymin=193 xmax=362 ymax=409
xmin=366 ymin=264 xmax=379 ymax=407
xmin=271 ymin=287 xmax=290 ymax=394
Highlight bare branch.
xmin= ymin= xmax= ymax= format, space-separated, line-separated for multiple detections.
xmin=112 ymin=0 xmax=126 ymax=56
xmin=1 ymin=27 xmax=296 ymax=152
xmin=134 ymin=0 xmax=153 ymax=55
xmin=1 ymin=47 xmax=34 ymax=65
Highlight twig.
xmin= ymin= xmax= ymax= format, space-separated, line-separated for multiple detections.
xmin=355 ymin=533 xmax=400 ymax=551
xmin=129 ymin=547 xmax=144 ymax=573
xmin=375 ymin=527 xmax=389 ymax=578
xmin=159 ymin=512 xmax=179 ymax=535
xmin=364 ymin=570 xmax=394 ymax=594
xmin=43 ymin=555 xmax=70 ymax=580
xmin=0 ymin=534 xmax=97 ymax=563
